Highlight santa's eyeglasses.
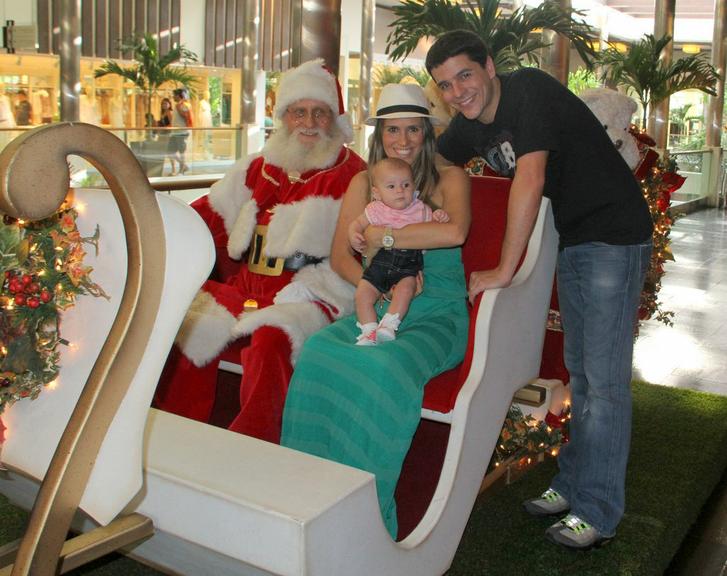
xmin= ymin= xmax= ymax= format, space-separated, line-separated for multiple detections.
xmin=286 ymin=106 xmax=332 ymax=123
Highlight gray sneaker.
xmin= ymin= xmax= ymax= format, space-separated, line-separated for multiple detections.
xmin=545 ymin=514 xmax=613 ymax=550
xmin=523 ymin=488 xmax=570 ymax=517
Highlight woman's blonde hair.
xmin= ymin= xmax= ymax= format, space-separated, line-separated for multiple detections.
xmin=368 ymin=117 xmax=440 ymax=208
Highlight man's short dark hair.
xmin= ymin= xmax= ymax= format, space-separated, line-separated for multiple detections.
xmin=173 ymin=88 xmax=188 ymax=99
xmin=425 ymin=30 xmax=491 ymax=74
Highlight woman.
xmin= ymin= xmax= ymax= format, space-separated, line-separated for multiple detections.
xmin=280 ymin=83 xmax=471 ymax=539
xmin=157 ymin=98 xmax=175 ymax=175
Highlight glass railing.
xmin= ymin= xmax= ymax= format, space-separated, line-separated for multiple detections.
xmin=1 ymin=124 xmax=370 ymax=203
xmin=1 ymin=124 xmax=369 ymax=183
xmin=0 ymin=126 xmax=238 ymax=180
xmin=106 ymin=126 xmax=254 ymax=178
xmin=670 ymin=148 xmax=712 ymax=207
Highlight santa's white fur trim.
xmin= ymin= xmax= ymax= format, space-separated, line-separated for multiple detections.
xmin=176 ymin=291 xmax=237 ymax=367
xmin=230 ymin=260 xmax=354 ymax=364
xmin=232 ymin=302 xmax=329 ymax=364
xmin=287 ymin=260 xmax=355 ymax=318
xmin=208 ymin=154 xmax=258 ymax=233
xmin=228 ymin=200 xmax=258 ymax=260
xmin=264 ymin=196 xmax=342 ymax=259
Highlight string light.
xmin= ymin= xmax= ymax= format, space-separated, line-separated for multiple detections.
xmin=1 ymin=206 xmax=106 ymax=416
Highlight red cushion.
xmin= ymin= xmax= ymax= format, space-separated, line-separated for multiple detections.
xmin=422 ymin=176 xmax=512 ymax=414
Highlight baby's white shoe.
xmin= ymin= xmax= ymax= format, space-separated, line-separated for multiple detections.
xmin=376 ymin=313 xmax=401 ymax=342
xmin=355 ymin=322 xmax=378 ymax=346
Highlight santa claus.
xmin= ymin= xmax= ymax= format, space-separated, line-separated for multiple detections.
xmin=154 ymin=60 xmax=367 ymax=442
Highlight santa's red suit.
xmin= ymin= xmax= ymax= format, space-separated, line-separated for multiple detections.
xmin=153 ymin=60 xmax=366 ymax=443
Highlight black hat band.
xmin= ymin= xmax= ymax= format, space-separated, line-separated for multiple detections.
xmin=375 ymin=104 xmax=430 ymax=116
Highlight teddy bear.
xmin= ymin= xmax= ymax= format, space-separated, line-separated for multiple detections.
xmin=579 ymin=87 xmax=641 ymax=170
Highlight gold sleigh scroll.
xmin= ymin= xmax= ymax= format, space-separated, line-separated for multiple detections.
xmin=0 ymin=123 xmax=163 ymax=576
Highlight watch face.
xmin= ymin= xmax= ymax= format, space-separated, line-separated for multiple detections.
xmin=382 ymin=234 xmax=394 ymax=248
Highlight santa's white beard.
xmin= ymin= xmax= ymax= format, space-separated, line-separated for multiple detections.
xmin=262 ymin=123 xmax=346 ymax=173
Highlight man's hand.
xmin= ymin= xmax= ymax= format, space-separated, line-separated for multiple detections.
xmin=468 ymin=268 xmax=512 ymax=304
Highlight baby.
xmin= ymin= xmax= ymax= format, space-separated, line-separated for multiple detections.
xmin=349 ymin=157 xmax=449 ymax=345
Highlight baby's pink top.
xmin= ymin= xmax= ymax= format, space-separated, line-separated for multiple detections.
xmin=364 ymin=198 xmax=432 ymax=229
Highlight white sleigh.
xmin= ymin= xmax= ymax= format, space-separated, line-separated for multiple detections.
xmin=0 ymin=124 xmax=558 ymax=576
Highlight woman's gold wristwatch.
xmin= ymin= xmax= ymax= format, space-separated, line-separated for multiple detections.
xmin=382 ymin=226 xmax=394 ymax=250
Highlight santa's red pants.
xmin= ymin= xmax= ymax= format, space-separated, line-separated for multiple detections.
xmin=154 ymin=325 xmax=292 ymax=443
xmin=154 ymin=270 xmax=295 ymax=444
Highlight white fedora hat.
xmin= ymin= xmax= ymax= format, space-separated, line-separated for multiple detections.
xmin=365 ymin=83 xmax=441 ymax=126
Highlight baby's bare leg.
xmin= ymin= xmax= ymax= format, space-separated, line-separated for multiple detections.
xmin=387 ymin=275 xmax=417 ymax=321
xmin=355 ymin=279 xmax=382 ymax=326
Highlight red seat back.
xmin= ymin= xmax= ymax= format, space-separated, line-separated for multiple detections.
xmin=422 ymin=176 xmax=512 ymax=414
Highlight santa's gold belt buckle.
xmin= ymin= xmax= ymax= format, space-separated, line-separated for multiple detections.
xmin=248 ymin=225 xmax=284 ymax=276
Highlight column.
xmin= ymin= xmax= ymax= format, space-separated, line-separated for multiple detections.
xmin=358 ymin=0 xmax=374 ymax=152
xmin=292 ymin=0 xmax=342 ymax=74
xmin=542 ymin=0 xmax=571 ymax=85
xmin=649 ymin=0 xmax=675 ymax=150
xmin=706 ymin=0 xmax=726 ymax=206
xmin=239 ymin=0 xmax=261 ymax=158
xmin=706 ymin=0 xmax=726 ymax=148
xmin=59 ymin=0 xmax=81 ymax=122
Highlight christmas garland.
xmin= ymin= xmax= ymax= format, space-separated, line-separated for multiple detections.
xmin=0 ymin=201 xmax=107 ymax=416
xmin=489 ymin=404 xmax=570 ymax=473
xmin=631 ymin=129 xmax=684 ymax=326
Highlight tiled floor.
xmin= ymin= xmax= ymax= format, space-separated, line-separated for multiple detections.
xmin=635 ymin=208 xmax=727 ymax=576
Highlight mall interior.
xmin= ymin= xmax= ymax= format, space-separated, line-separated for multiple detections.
xmin=0 ymin=0 xmax=727 ymax=575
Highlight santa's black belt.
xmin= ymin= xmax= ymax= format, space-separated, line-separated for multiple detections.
xmin=248 ymin=224 xmax=322 ymax=276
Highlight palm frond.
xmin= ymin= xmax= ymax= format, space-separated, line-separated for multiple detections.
xmin=653 ymin=55 xmax=720 ymax=102
xmin=385 ymin=0 xmax=596 ymax=69
xmin=400 ymin=65 xmax=430 ymax=86
xmin=94 ymin=33 xmax=199 ymax=124
xmin=385 ymin=0 xmax=476 ymax=62
xmin=493 ymin=1 xmax=595 ymax=68
xmin=373 ymin=65 xmax=407 ymax=87
xmin=598 ymin=34 xmax=720 ymax=126
xmin=94 ymin=61 xmax=146 ymax=91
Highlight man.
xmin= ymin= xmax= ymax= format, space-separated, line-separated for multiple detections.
xmin=14 ymin=90 xmax=32 ymax=126
xmin=426 ymin=30 xmax=653 ymax=549
xmin=170 ymin=88 xmax=193 ymax=174
xmin=154 ymin=60 xmax=366 ymax=443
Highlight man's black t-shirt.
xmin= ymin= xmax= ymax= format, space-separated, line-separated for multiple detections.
xmin=437 ymin=68 xmax=653 ymax=247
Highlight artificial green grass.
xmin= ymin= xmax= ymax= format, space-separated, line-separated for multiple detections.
xmin=2 ymin=381 xmax=727 ymax=575
xmin=447 ymin=381 xmax=727 ymax=575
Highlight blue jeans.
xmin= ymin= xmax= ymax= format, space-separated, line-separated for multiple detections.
xmin=551 ymin=240 xmax=651 ymax=537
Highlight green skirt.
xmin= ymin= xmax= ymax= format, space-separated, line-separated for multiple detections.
xmin=280 ymin=247 xmax=468 ymax=538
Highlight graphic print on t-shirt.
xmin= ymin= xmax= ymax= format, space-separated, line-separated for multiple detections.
xmin=477 ymin=130 xmax=516 ymax=178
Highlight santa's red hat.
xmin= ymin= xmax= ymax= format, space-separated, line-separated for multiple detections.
xmin=274 ymin=59 xmax=354 ymax=142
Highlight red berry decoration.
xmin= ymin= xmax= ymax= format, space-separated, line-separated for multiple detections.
xmin=27 ymin=297 xmax=40 ymax=309
xmin=40 ymin=289 xmax=52 ymax=303
xmin=21 ymin=274 xmax=32 ymax=285
xmin=27 ymin=282 xmax=41 ymax=294
xmin=14 ymin=294 xmax=26 ymax=306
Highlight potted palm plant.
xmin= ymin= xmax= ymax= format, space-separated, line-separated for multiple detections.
xmin=384 ymin=0 xmax=597 ymax=70
xmin=94 ymin=33 xmax=198 ymax=176
xmin=598 ymin=34 xmax=719 ymax=131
